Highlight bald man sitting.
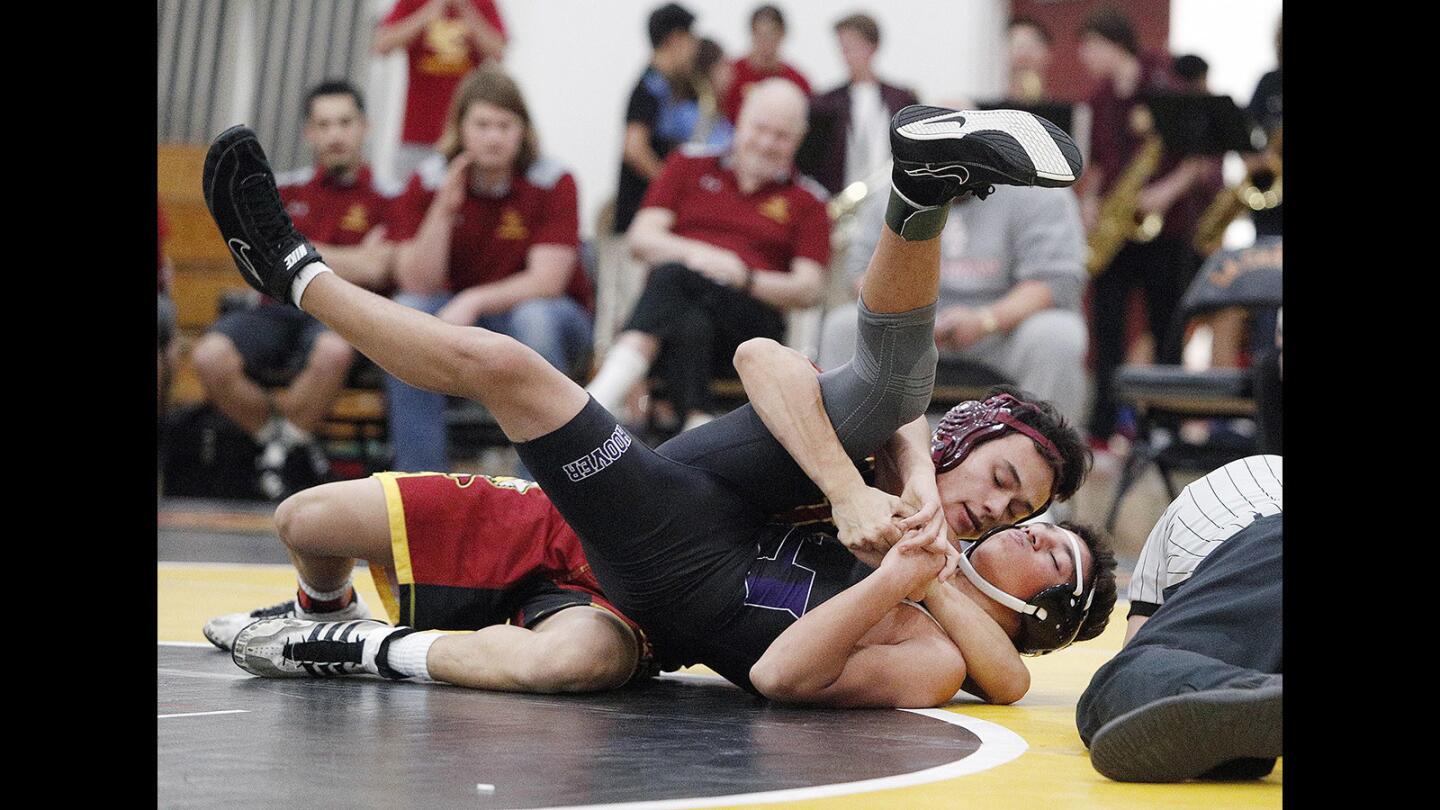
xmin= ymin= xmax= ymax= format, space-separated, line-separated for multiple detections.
xmin=587 ymin=79 xmax=833 ymax=431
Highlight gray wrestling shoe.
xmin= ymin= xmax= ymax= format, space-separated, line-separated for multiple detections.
xmin=203 ymin=592 xmax=370 ymax=652
xmin=232 ymin=617 xmax=396 ymax=678
xmin=1088 ymin=675 xmax=1283 ymax=782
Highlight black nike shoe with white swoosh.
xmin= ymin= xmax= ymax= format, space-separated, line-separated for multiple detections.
xmin=232 ymin=617 xmax=398 ymax=678
xmin=202 ymin=125 xmax=324 ymax=303
xmin=889 ymin=106 xmax=1083 ymax=206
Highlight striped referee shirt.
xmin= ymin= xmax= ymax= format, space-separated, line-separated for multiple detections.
xmin=1127 ymin=455 xmax=1282 ymax=617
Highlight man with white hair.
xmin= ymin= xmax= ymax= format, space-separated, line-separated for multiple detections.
xmin=587 ymin=78 xmax=830 ymax=431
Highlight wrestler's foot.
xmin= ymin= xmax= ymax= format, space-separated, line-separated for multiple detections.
xmin=1088 ymin=675 xmax=1283 ymax=782
xmin=203 ymin=125 xmax=324 ymax=302
xmin=232 ymin=617 xmax=410 ymax=678
xmin=204 ymin=591 xmax=371 ymax=652
xmin=890 ymin=106 xmax=1083 ymax=205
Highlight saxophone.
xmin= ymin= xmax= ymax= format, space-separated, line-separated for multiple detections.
xmin=1085 ymin=133 xmax=1164 ymax=275
xmin=1192 ymin=126 xmax=1283 ymax=256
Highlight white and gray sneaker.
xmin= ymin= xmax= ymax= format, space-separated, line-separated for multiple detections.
xmin=231 ymin=617 xmax=398 ymax=678
xmin=202 ymin=592 xmax=371 ymax=652
xmin=227 ymin=613 xmax=414 ymax=677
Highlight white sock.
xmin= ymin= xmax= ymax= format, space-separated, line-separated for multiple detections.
xmin=291 ymin=262 xmax=334 ymax=309
xmin=295 ymin=576 xmax=354 ymax=618
xmin=365 ymin=629 xmax=439 ymax=681
xmin=586 ymin=343 xmax=651 ymax=414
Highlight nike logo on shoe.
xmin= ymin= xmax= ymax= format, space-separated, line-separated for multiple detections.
xmin=282 ymin=244 xmax=309 ymax=270
xmin=228 ymin=238 xmax=265 ymax=287
xmin=903 ymin=164 xmax=971 ymax=184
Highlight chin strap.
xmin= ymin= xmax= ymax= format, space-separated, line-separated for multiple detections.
xmin=956 ymin=527 xmax=1091 ymax=622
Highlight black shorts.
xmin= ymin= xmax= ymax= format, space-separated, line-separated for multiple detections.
xmin=514 ymin=398 xmax=858 ymax=692
xmin=209 ymin=303 xmax=331 ymax=384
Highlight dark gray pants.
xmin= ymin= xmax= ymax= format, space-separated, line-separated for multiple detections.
xmin=1077 ymin=514 xmax=1283 ymax=745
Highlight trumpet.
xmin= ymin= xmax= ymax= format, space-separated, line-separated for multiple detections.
xmin=1193 ymin=126 xmax=1283 ymax=257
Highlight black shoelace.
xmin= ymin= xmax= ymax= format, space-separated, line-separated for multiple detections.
xmin=239 ymin=173 xmax=297 ymax=252
xmin=281 ymin=638 xmax=365 ymax=666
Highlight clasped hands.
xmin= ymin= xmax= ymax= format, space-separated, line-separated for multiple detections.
xmin=829 ymin=478 xmax=958 ymax=600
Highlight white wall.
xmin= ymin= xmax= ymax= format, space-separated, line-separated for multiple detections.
xmin=367 ymin=0 xmax=1006 ymax=236
xmin=1169 ymin=0 xmax=1282 ymax=108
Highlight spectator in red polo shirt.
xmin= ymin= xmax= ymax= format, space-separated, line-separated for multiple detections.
xmin=192 ymin=80 xmax=399 ymax=499
xmin=722 ymin=5 xmax=812 ymax=125
xmin=587 ymin=78 xmax=828 ymax=431
xmin=385 ymin=66 xmax=594 ymax=473
xmin=374 ymin=0 xmax=507 ymax=185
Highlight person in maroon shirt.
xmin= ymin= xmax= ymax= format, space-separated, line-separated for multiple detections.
xmin=587 ymin=78 xmax=829 ymax=431
xmin=722 ymin=5 xmax=812 ymax=124
xmin=192 ymin=81 xmax=398 ymax=498
xmin=1075 ymin=7 xmax=1222 ymax=447
xmin=385 ymin=66 xmax=594 ymax=473
xmin=374 ymin=0 xmax=507 ymax=184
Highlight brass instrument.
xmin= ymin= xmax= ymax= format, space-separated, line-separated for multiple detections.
xmin=1192 ymin=126 xmax=1283 ymax=256
xmin=1086 ymin=132 xmax=1165 ymax=275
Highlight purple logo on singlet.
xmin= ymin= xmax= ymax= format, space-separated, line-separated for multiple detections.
xmin=562 ymin=425 xmax=632 ymax=482
xmin=743 ymin=529 xmax=817 ymax=619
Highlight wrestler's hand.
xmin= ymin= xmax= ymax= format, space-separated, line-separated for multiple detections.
xmin=830 ymin=483 xmax=914 ymax=560
xmin=908 ymin=525 xmax=960 ymax=585
xmin=894 ymin=472 xmax=956 ymax=579
xmin=880 ymin=535 xmax=947 ymax=602
xmin=896 ymin=467 xmax=944 ymax=539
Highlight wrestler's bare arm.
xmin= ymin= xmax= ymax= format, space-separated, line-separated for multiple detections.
xmin=734 ymin=338 xmax=949 ymax=565
xmin=750 ymin=541 xmax=966 ymax=708
xmin=920 ymin=578 xmax=1030 ymax=704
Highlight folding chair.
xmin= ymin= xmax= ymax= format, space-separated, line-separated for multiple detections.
xmin=1103 ymin=239 xmax=1282 ymax=532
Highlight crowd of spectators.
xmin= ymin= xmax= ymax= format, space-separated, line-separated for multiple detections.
xmin=165 ymin=2 xmax=1282 ymax=498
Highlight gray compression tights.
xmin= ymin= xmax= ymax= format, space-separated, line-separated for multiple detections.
xmin=816 ymin=299 xmax=938 ymax=458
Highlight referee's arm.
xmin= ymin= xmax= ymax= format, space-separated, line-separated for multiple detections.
xmin=1123 ymin=502 xmax=1177 ymax=646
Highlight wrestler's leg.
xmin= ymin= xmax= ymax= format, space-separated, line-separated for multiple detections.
xmin=271 ymin=477 xmax=393 ymax=592
xmin=297 ymin=271 xmax=588 ymax=444
xmin=426 ymin=608 xmax=637 ymax=693
xmin=201 ymin=478 xmax=385 ymax=651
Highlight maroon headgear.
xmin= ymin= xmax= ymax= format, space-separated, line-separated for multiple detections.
xmin=930 ymin=392 xmax=1065 ymax=480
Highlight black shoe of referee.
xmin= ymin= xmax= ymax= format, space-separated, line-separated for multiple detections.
xmin=889 ymin=106 xmax=1083 ymax=205
xmin=202 ymin=125 xmax=324 ymax=304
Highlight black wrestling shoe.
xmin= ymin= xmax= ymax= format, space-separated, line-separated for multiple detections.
xmin=202 ymin=125 xmax=324 ymax=303
xmin=231 ymin=617 xmax=394 ymax=678
xmin=889 ymin=106 xmax=1083 ymax=204
xmin=1088 ymin=676 xmax=1283 ymax=782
